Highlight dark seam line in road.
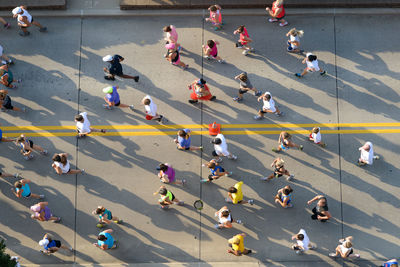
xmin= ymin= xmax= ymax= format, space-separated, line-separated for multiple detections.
xmin=198 ymin=9 xmax=205 ymax=262
xmin=73 ymin=15 xmax=84 ymax=263
xmin=333 ymin=12 xmax=345 ymax=261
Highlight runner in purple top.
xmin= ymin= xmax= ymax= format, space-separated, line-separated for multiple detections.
xmin=157 ymin=163 xmax=186 ymax=185
xmin=30 ymin=202 xmax=61 ymax=222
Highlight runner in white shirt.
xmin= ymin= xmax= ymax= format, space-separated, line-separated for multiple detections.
xmin=295 ymin=53 xmax=326 ymax=77
xmin=358 ymin=141 xmax=379 ymax=166
xmin=286 ymin=28 xmax=304 ymax=53
xmin=12 ymin=5 xmax=47 ymax=36
xmin=75 ymin=112 xmax=106 ymax=138
xmin=51 ymin=153 xmax=84 ymax=175
xmin=291 ymin=229 xmax=314 ymax=254
xmin=214 ymin=206 xmax=242 ymax=229
xmin=141 ymin=95 xmax=164 ymax=122
xmin=254 ymin=92 xmax=283 ymax=120
xmin=211 ymin=133 xmax=237 ymax=163
xmin=308 ymin=127 xmax=326 ymax=147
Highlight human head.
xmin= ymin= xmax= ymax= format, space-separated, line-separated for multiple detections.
xmin=207 ymin=40 xmax=215 ymax=48
xmin=275 ymin=158 xmax=285 ymax=168
xmin=288 ymin=28 xmax=304 ymax=37
xmin=229 ymin=236 xmax=240 ymax=245
xmin=228 ymin=187 xmax=237 ymax=193
xmin=75 ymin=114 xmax=84 ymax=122
xmin=282 ymin=131 xmax=291 ymax=139
xmin=343 ymin=241 xmax=352 ymax=248
xmin=196 ymin=78 xmax=206 ymax=87
xmin=159 ymin=187 xmax=167 ymax=195
xmin=362 ymin=142 xmax=371 ymax=152
xmin=163 ymin=25 xmax=172 ymax=32
xmin=144 ymin=99 xmax=151 ymax=105
xmin=317 ymin=197 xmax=327 ymax=207
xmin=312 ymin=127 xmax=320 ymax=134
xmin=264 ymin=93 xmax=271 ymax=101
xmin=52 ymin=153 xmax=67 ymax=164
xmin=102 ymin=86 xmax=114 ymax=94
xmin=221 ymin=210 xmax=230 ymax=217
xmin=238 ymin=73 xmax=248 ymax=82
xmin=14 ymin=181 xmax=22 ymax=189
xmin=102 ymin=55 xmax=113 ymax=62
xmin=207 ymin=162 xmax=216 ymax=169
xmin=159 ymin=163 xmax=168 ymax=172
xmin=212 ymin=138 xmax=222 ymax=145
xmin=98 ymin=234 xmax=107 ymax=241
xmin=16 ymin=135 xmax=25 ymax=144
xmin=210 ymin=5 xmax=217 ymax=12
xmin=236 ymin=25 xmax=245 ymax=33
xmin=178 ymin=130 xmax=187 ymax=138
xmin=276 ymin=0 xmax=284 ymax=5
xmin=296 ymin=234 xmax=304 ymax=240
xmin=307 ymin=54 xmax=317 ymax=62
xmin=95 ymin=207 xmax=105 ymax=215
xmin=282 ymin=185 xmax=293 ymax=195
xmin=0 ymin=90 xmax=8 ymax=100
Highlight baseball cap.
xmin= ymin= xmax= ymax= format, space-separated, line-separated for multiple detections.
xmin=102 ymin=86 xmax=114 ymax=94
xmin=102 ymin=55 xmax=113 ymax=62
xmin=39 ymin=239 xmax=49 ymax=247
xmin=12 ymin=7 xmax=22 ymax=15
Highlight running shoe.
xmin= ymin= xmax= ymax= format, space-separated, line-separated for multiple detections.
xmin=182 ymin=179 xmax=186 ymax=186
xmin=279 ymin=21 xmax=288 ymax=27
xmin=19 ymin=31 xmax=30 ymax=36
xmin=200 ymin=178 xmax=209 ymax=183
xmin=39 ymin=194 xmax=45 ymax=199
xmin=272 ymin=148 xmax=279 ymax=152
xmin=14 ymin=173 xmax=21 ymax=179
xmin=210 ymin=96 xmax=216 ymax=101
xmin=260 ymin=177 xmax=269 ymax=181
xmin=242 ymin=50 xmax=249 ymax=55
xmin=320 ymin=71 xmax=327 ymax=76
xmin=225 ymin=172 xmax=233 ymax=177
xmin=177 ymin=201 xmax=184 ymax=206
xmin=248 ymin=199 xmax=254 ymax=205
xmin=218 ymin=59 xmax=225 ymax=64
xmin=255 ymin=91 xmax=262 ymax=96
xmin=188 ymin=99 xmax=198 ymax=104
xmin=134 ymin=76 xmax=139 ymax=82
xmin=4 ymin=23 xmax=10 ymax=29
xmin=329 ymin=253 xmax=337 ymax=257
xmin=129 ymin=105 xmax=134 ymax=111
xmin=54 ymin=217 xmax=61 ymax=223
xmin=40 ymin=150 xmax=48 ymax=155
xmin=233 ymin=97 xmax=243 ymax=102
xmin=254 ymin=115 xmax=263 ymax=120
xmin=103 ymin=104 xmax=112 ymax=110
xmin=215 ymin=158 xmax=223 ymax=163
xmin=229 ymin=155 xmax=237 ymax=160
xmin=373 ymin=155 xmax=380 ymax=160
xmin=81 ymin=169 xmax=85 ymax=175
xmin=268 ymin=18 xmax=278 ymax=22
xmin=276 ymin=112 xmax=284 ymax=117
xmin=287 ymin=174 xmax=294 ymax=181
xmin=295 ymin=73 xmax=302 ymax=77
xmin=299 ymin=145 xmax=304 ymax=151
xmin=39 ymin=27 xmax=47 ymax=32
xmin=236 ymin=219 xmax=243 ymax=224
xmin=214 ymin=224 xmax=221 ymax=229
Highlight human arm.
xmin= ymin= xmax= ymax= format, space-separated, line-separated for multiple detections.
xmin=104 ymin=96 xmax=114 ymax=106
xmin=307 ymin=195 xmax=324 ymax=205
xmin=18 ymin=16 xmax=30 ymax=27
xmin=302 ymin=57 xmax=307 ymax=64
xmin=271 ymin=158 xmax=277 ymax=167
xmin=52 ymin=164 xmax=63 ymax=175
xmin=318 ymin=211 xmax=332 ymax=221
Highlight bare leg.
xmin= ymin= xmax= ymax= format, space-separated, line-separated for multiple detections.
xmin=301 ymin=69 xmax=308 ymax=76
xmin=68 ymin=169 xmax=82 ymax=174
xmin=32 ymin=21 xmax=44 ymax=28
xmin=30 ymin=193 xmax=41 ymax=199
xmin=0 ymin=17 xmax=6 ymax=25
xmin=1 ymin=137 xmax=15 ymax=142
xmin=32 ymin=144 xmax=45 ymax=153
xmin=118 ymin=74 xmax=139 ymax=80
xmin=0 ymin=172 xmax=14 ymax=178
xmin=89 ymin=127 xmax=106 ymax=133
xmin=189 ymin=146 xmax=202 ymax=151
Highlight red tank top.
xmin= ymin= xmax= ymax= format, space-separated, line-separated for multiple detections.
xmin=272 ymin=1 xmax=285 ymax=18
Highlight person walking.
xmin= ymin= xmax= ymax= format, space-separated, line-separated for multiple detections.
xmin=188 ymin=79 xmax=216 ymax=104
xmin=153 ymin=186 xmax=184 ymax=209
xmin=358 ymin=141 xmax=379 ymax=166
xmin=0 ymin=65 xmax=20 ymax=88
xmin=203 ymin=40 xmax=225 ymax=63
xmin=254 ymin=92 xmax=283 ymax=119
xmin=381 ymin=259 xmax=398 ymax=267
xmin=307 ymin=195 xmax=332 ymax=222
xmin=286 ymin=28 xmax=304 ymax=53
xmin=51 ymin=153 xmax=84 ymax=175
xmin=233 ymin=25 xmax=254 ymax=55
xmin=266 ymin=0 xmax=288 ymax=26
xmin=274 ymin=185 xmax=294 ymax=208
xmin=12 ymin=6 xmax=47 ymax=36
xmin=233 ymin=72 xmax=261 ymax=102
xmin=214 ymin=206 xmax=242 ymax=229
xmin=227 ymin=233 xmax=252 ymax=256
xmin=102 ymin=86 xmax=134 ymax=111
xmin=141 ymin=95 xmax=165 ymax=122
xmin=102 ymin=54 xmax=139 ymax=81
xmin=157 ymin=163 xmax=186 ymax=185
xmin=0 ymin=90 xmax=25 ymax=112
xmin=15 ymin=134 xmax=48 ymax=160
xmin=329 ymin=236 xmax=360 ymax=259
xmin=201 ymin=159 xmax=232 ymax=183
xmin=94 ymin=229 xmax=117 ymax=250
xmin=272 ymin=131 xmax=303 ymax=152
xmin=225 ymin=181 xmax=254 ymax=205
xmin=211 ymin=133 xmax=237 ymax=163
xmin=205 ymin=5 xmax=222 ymax=30
xmin=12 ymin=179 xmax=44 ymax=199
xmin=295 ymin=53 xmax=326 ymax=78
xmin=75 ymin=112 xmax=106 ymax=138
xmin=92 ymin=206 xmax=122 ymax=228
xmin=30 ymin=202 xmax=61 ymax=223
xmin=163 ymin=25 xmax=181 ymax=51
xmin=261 ymin=157 xmax=294 ymax=181
xmin=174 ymin=129 xmax=202 ymax=151
xmin=0 ymin=44 xmax=13 ymax=65
xmin=165 ymin=45 xmax=188 ymax=70
xmin=291 ymin=229 xmax=314 ymax=254
xmin=39 ymin=233 xmax=73 ymax=255
xmin=308 ymin=127 xmax=326 ymax=147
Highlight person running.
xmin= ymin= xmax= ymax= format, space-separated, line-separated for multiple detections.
xmin=92 ymin=206 xmax=122 ymax=228
xmin=15 ymin=134 xmax=48 ymax=160
xmin=201 ymin=159 xmax=232 ymax=183
xmin=261 ymin=157 xmax=294 ymax=182
xmin=157 ymin=163 xmax=186 ymax=185
xmin=233 ymin=72 xmax=261 ymax=102
xmin=274 ymin=185 xmax=294 ymax=208
xmin=12 ymin=6 xmax=47 ymax=36
xmin=308 ymin=127 xmax=326 ymax=147
xmin=0 ymin=90 xmax=25 ymax=112
xmin=272 ymin=131 xmax=303 ymax=152
xmin=153 ymin=186 xmax=184 ymax=209
xmin=12 ymin=179 xmax=44 ymax=199
xmin=205 ymin=5 xmax=222 ymax=30
xmin=225 ymin=181 xmax=254 ymax=205
xmin=203 ymin=40 xmax=225 ymax=63
xmin=0 ymin=65 xmax=21 ymax=88
xmin=233 ymin=25 xmax=254 ymax=55
xmin=307 ymin=195 xmax=332 ymax=222
xmin=286 ymin=28 xmax=304 ymax=53
xmin=39 ymin=233 xmax=72 ymax=255
xmin=103 ymin=86 xmax=134 ymax=111
xmin=30 ymin=202 xmax=61 ymax=223
xmin=102 ymin=54 xmax=139 ymax=82
xmin=358 ymin=141 xmax=379 ymax=166
xmin=94 ymin=229 xmax=117 ymax=250
xmin=51 ymin=153 xmax=84 ymax=175
xmin=211 ymin=133 xmax=237 ymax=163
xmin=254 ymin=92 xmax=283 ymax=119
xmin=75 ymin=112 xmax=106 ymax=138
xmin=381 ymin=259 xmax=398 ymax=267
xmin=0 ymin=44 xmax=13 ymax=65
xmin=329 ymin=236 xmax=360 ymax=259
xmin=188 ymin=78 xmax=216 ymax=104
xmin=0 ymin=125 xmax=16 ymax=142
xmin=266 ymin=0 xmax=288 ymax=26
xmin=142 ymin=95 xmax=165 ymax=122
xmin=163 ymin=25 xmax=181 ymax=51
xmin=174 ymin=129 xmax=202 ymax=151
xmin=291 ymin=229 xmax=314 ymax=254
xmin=228 ymin=233 xmax=252 ymax=256
xmin=0 ymin=169 xmax=20 ymax=179
xmin=0 ymin=17 xmax=11 ymax=29
xmin=165 ymin=45 xmax=188 ymax=70
xmin=214 ymin=206 xmax=242 ymax=229
xmin=295 ymin=53 xmax=326 ymax=78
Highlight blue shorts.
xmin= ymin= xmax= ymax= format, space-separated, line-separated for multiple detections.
xmin=280 ymin=144 xmax=289 ymax=151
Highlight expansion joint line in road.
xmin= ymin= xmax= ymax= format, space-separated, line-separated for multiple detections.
xmin=2 ymin=122 xmax=400 ymax=137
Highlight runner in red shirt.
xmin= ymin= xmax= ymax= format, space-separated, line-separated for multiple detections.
xmin=188 ymin=79 xmax=216 ymax=104
xmin=266 ymin=0 xmax=288 ymax=27
xmin=233 ymin=25 xmax=254 ymax=56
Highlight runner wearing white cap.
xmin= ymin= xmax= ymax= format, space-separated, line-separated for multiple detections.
xmin=254 ymin=92 xmax=283 ymax=120
xmin=39 ymin=233 xmax=72 ymax=255
xmin=12 ymin=6 xmax=46 ymax=36
xmin=102 ymin=54 xmax=139 ymax=81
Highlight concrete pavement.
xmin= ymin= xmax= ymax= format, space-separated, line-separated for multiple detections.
xmin=0 ymin=9 xmax=399 ymax=267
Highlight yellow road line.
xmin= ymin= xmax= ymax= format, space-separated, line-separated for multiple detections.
xmin=3 ymin=129 xmax=400 ymax=137
xmin=2 ymin=122 xmax=400 ymax=131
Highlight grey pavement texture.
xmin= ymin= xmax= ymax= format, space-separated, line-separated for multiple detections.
xmin=0 ymin=9 xmax=399 ymax=267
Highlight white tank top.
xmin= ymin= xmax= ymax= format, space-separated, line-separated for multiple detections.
xmin=54 ymin=160 xmax=70 ymax=173
xmin=18 ymin=9 xmax=32 ymax=23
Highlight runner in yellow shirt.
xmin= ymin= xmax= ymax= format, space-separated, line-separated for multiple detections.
xmin=228 ymin=233 xmax=252 ymax=256
xmin=225 ymin=181 xmax=254 ymax=205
